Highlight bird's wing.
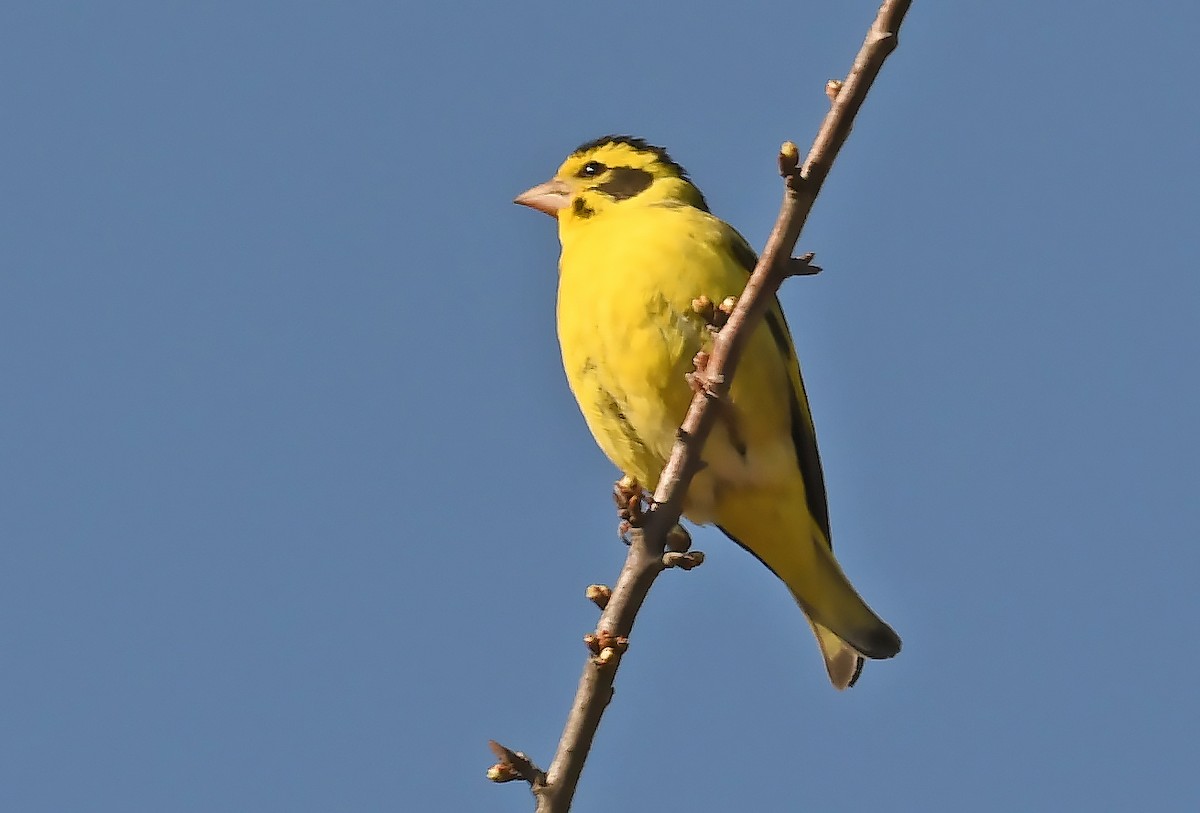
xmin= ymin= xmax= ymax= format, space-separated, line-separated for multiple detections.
xmin=722 ymin=223 xmax=833 ymax=548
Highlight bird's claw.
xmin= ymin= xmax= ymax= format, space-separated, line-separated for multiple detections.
xmin=613 ymin=476 xmax=653 ymax=541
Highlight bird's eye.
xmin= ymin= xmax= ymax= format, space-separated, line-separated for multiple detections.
xmin=579 ymin=160 xmax=606 ymax=178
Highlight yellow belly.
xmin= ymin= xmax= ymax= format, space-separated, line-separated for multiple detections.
xmin=555 ymin=202 xmax=796 ymax=521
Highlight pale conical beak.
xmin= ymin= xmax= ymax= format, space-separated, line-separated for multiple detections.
xmin=514 ymin=178 xmax=571 ymax=216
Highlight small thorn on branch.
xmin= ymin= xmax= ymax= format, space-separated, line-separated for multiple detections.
xmin=585 ymin=584 xmax=612 ymax=610
xmin=487 ymin=740 xmax=545 ymax=786
xmin=786 ymin=252 xmax=822 ymax=277
xmin=826 ymin=79 xmax=844 ymax=103
xmin=662 ymin=550 xmax=706 ymax=570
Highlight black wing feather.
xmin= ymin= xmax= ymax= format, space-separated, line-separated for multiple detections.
xmin=725 ymin=227 xmax=834 ymax=548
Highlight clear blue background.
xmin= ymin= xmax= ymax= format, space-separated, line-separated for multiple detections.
xmin=2 ymin=2 xmax=1197 ymax=811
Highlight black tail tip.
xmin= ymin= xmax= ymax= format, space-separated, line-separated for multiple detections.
xmin=860 ymin=625 xmax=902 ymax=660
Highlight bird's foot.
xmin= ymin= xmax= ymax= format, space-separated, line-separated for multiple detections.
xmin=685 ymin=350 xmax=728 ymax=401
xmin=691 ymin=294 xmax=738 ymax=335
xmin=686 ymin=294 xmax=737 ymax=398
xmin=613 ymin=475 xmax=652 ymax=542
xmin=685 ymin=350 xmax=710 ymax=394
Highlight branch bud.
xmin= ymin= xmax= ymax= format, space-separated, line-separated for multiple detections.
xmin=778 ymin=141 xmax=800 ymax=176
xmin=487 ymin=764 xmax=519 ymax=783
xmin=666 ymin=524 xmax=692 ymax=552
xmin=586 ymin=584 xmax=612 ymax=609
xmin=663 ymin=550 xmax=706 ymax=570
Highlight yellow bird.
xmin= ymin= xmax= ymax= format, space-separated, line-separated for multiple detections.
xmin=516 ymin=135 xmax=900 ymax=688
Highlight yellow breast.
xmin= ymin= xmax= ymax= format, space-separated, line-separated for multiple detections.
xmin=555 ymin=204 xmax=695 ymax=484
xmin=555 ymin=202 xmax=796 ymax=511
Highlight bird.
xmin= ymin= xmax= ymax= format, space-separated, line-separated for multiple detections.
xmin=515 ymin=135 xmax=900 ymax=689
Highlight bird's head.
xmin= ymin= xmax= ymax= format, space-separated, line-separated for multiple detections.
xmin=515 ymin=135 xmax=708 ymax=221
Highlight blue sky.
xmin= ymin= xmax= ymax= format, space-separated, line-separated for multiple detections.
xmin=2 ymin=2 xmax=1198 ymax=811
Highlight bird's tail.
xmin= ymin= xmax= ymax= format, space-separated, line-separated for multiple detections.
xmin=807 ymin=618 xmax=866 ymax=689
xmin=717 ymin=495 xmax=900 ymax=689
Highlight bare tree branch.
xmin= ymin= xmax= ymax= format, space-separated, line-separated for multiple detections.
xmin=490 ymin=2 xmax=913 ymax=810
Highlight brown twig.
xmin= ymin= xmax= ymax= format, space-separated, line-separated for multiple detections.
xmin=490 ymin=2 xmax=912 ymax=809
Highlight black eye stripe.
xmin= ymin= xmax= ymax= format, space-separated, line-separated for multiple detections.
xmin=594 ymin=166 xmax=654 ymax=201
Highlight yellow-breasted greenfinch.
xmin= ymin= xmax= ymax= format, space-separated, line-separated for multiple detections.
xmin=516 ymin=135 xmax=900 ymax=688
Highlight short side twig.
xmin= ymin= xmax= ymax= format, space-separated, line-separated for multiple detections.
xmin=490 ymin=3 xmax=912 ymax=810
xmin=487 ymin=740 xmax=545 ymax=786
